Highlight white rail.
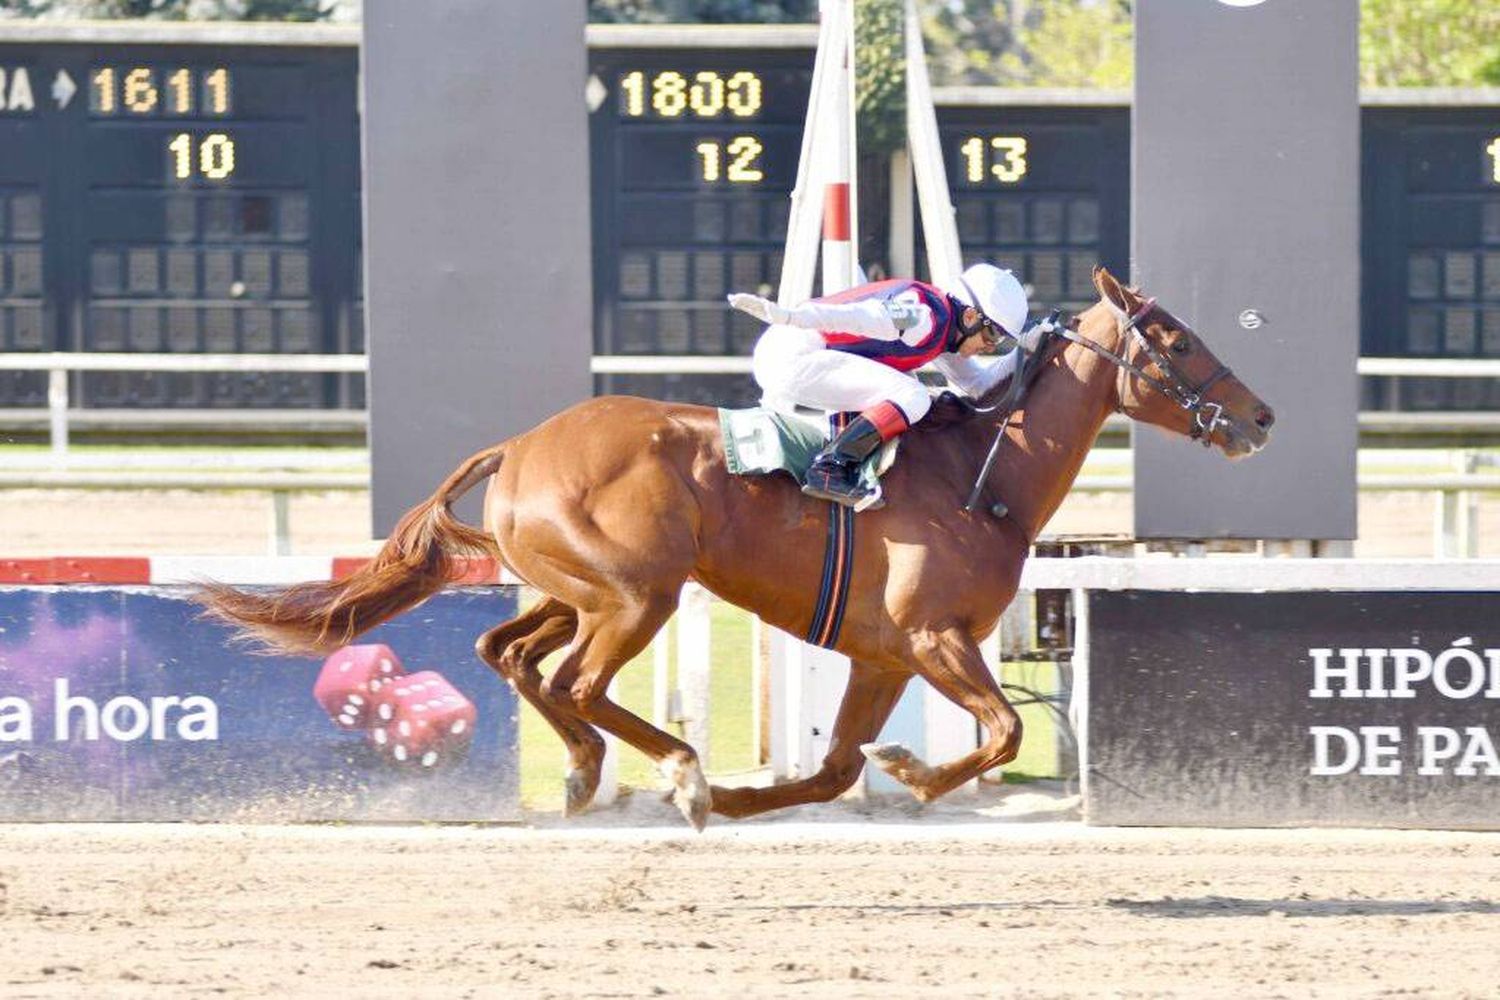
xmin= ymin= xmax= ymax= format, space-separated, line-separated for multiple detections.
xmin=0 ymin=352 xmax=367 ymax=462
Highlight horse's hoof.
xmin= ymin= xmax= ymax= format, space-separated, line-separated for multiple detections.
xmin=660 ymin=754 xmax=712 ymax=832
xmin=860 ymin=742 xmax=933 ymax=791
xmin=861 ymin=742 xmax=915 ymax=768
xmin=564 ymin=766 xmax=599 ymax=816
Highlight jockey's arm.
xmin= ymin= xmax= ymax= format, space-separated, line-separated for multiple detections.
xmin=929 ymin=350 xmax=1021 ymax=399
xmin=728 ymin=293 xmax=911 ymax=341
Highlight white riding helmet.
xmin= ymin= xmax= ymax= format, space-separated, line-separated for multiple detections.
xmin=949 ymin=263 xmax=1029 ymax=337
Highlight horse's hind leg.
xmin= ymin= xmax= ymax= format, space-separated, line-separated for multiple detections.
xmin=542 ymin=593 xmax=714 ymax=830
xmin=711 ymin=661 xmax=910 ymax=819
xmin=475 ymin=596 xmax=608 ymax=815
xmin=862 ymin=626 xmax=1022 ymax=803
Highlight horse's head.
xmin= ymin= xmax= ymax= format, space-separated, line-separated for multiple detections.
xmin=1087 ymin=266 xmax=1274 ymax=459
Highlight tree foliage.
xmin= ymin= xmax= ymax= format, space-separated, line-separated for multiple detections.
xmin=855 ymin=0 xmax=906 ymax=155
xmin=212 ymin=0 xmax=332 ymax=20
xmin=995 ymin=0 xmax=1131 ymax=88
xmin=588 ymin=0 xmax=814 ymax=23
xmin=1360 ymin=0 xmax=1500 ymax=87
xmin=922 ymin=0 xmax=1499 ymax=90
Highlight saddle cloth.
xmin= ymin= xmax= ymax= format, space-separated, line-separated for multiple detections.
xmin=717 ymin=406 xmax=899 ymax=490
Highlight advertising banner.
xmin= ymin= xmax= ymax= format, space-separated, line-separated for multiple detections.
xmin=1087 ymin=591 xmax=1500 ymax=829
xmin=0 ymin=587 xmax=520 ymax=822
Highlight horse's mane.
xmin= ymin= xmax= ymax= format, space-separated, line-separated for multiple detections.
xmin=913 ymin=331 xmax=1072 ymax=436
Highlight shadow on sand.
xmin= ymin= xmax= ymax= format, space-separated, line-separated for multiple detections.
xmin=1106 ymin=896 xmax=1500 ymax=919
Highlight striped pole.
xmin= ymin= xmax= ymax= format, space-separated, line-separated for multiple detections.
xmin=819 ymin=0 xmax=858 ymax=295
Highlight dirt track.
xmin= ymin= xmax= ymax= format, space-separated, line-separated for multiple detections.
xmin=1 ymin=793 xmax=1497 ymax=999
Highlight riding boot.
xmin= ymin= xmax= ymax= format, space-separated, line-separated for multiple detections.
xmin=802 ymin=402 xmax=909 ymax=509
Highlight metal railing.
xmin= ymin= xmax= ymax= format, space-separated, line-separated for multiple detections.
xmin=0 ymin=352 xmax=368 ymax=461
xmin=5 ymin=350 xmax=1500 ymax=456
xmin=4 ymin=351 xmax=1500 ymax=557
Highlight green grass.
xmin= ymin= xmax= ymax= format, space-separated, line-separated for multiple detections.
xmin=995 ymin=658 xmax=1070 ymax=781
xmin=519 ymin=601 xmax=759 ymax=809
xmin=516 ymin=599 xmax=1068 ymax=809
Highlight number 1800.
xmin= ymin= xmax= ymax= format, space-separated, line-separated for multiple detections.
xmin=167 ymin=132 xmax=236 ymax=182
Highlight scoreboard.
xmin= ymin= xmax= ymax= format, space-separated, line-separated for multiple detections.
xmin=1 ymin=26 xmax=1497 ymax=417
xmin=936 ymin=102 xmax=1130 ymax=317
xmin=588 ymin=42 xmax=812 ymax=407
xmin=1363 ymin=104 xmax=1500 ymax=410
xmin=585 ymin=35 xmax=1131 ymax=407
xmin=0 ymin=35 xmax=360 ymax=410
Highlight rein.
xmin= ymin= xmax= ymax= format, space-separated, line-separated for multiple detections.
xmin=960 ymin=295 xmax=1235 ymax=516
xmin=1056 ymin=298 xmax=1234 ymax=445
xmin=961 ymin=313 xmax=1063 ymax=513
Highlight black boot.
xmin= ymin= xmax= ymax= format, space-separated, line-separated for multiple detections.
xmin=801 ymin=414 xmax=885 ymax=509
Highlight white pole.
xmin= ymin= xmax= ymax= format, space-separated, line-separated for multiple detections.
xmin=820 ymin=0 xmax=856 ymax=296
xmin=652 ymin=622 xmax=672 ymax=728
xmin=903 ymin=0 xmax=964 ymax=286
xmin=594 ymin=686 xmax=619 ymax=808
xmin=779 ymin=2 xmax=842 ymax=307
xmin=677 ymin=584 xmax=713 ymax=770
xmin=47 ymin=367 xmax=68 ymax=465
xmin=889 ymin=148 xmax=915 ymax=277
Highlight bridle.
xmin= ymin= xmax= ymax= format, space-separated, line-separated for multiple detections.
xmin=961 ymin=293 xmax=1235 ymax=514
xmin=1055 ymin=297 xmax=1234 ymax=446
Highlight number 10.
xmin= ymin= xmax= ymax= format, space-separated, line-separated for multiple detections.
xmin=168 ymin=132 xmax=237 ymax=181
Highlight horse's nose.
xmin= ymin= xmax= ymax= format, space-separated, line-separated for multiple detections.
xmin=1254 ymin=406 xmax=1275 ymax=432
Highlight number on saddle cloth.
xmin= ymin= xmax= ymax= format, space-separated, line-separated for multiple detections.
xmin=717 ymin=406 xmax=899 ymax=488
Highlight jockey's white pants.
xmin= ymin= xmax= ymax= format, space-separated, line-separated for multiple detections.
xmin=751 ymin=325 xmax=933 ymax=423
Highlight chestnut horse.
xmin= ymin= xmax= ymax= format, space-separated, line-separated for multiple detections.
xmin=199 ymin=267 xmax=1273 ymax=828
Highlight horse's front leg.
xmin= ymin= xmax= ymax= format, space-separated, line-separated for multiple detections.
xmin=710 ymin=661 xmax=909 ymax=819
xmin=861 ymin=626 xmax=1021 ymax=802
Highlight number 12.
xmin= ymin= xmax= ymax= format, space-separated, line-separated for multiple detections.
xmin=695 ymin=136 xmax=764 ymax=183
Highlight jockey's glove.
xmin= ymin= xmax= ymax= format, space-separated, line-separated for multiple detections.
xmin=727 ymin=293 xmax=791 ymax=326
xmin=1019 ymin=313 xmax=1061 ymax=353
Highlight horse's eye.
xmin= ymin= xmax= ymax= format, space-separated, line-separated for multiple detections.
xmin=1171 ymin=337 xmax=1191 ymax=355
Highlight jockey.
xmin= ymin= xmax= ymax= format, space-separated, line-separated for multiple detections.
xmin=728 ymin=262 xmax=1032 ymax=508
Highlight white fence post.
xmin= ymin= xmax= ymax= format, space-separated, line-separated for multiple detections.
xmin=677 ymin=583 xmax=713 ymax=769
xmin=269 ymin=491 xmax=293 ymax=556
xmin=593 ymin=677 xmax=620 ymax=808
xmin=47 ymin=366 xmax=69 ymax=464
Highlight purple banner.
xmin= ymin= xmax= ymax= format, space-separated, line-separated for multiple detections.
xmin=0 ymin=586 xmax=520 ymax=822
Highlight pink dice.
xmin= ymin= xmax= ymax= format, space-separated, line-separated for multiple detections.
xmin=366 ymin=670 xmax=477 ymax=768
xmin=313 ymin=644 xmax=406 ymax=730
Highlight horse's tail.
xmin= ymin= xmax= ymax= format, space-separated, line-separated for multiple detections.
xmin=195 ymin=444 xmax=506 ymax=656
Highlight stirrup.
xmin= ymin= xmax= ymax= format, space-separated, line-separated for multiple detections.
xmin=801 ymin=478 xmax=885 ymax=512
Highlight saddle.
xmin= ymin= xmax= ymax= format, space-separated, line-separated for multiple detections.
xmin=718 ymin=406 xmax=899 ymax=494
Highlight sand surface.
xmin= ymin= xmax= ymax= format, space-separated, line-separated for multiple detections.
xmin=0 ymin=785 xmax=1496 ymax=999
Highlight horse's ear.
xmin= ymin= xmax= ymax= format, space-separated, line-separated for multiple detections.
xmin=1092 ymin=266 xmax=1137 ymax=313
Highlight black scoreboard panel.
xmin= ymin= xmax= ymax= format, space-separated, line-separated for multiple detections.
xmin=1363 ymin=107 xmax=1500 ymax=410
xmin=0 ymin=43 xmax=361 ymax=409
xmin=0 ymin=54 xmax=50 ymax=407
xmin=937 ymin=106 xmax=1130 ymax=316
xmin=589 ymin=48 xmax=813 ymax=407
